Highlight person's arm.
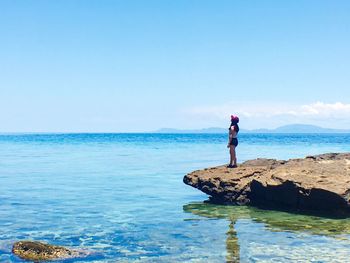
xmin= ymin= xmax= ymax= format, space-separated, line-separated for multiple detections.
xmin=232 ymin=124 xmax=237 ymax=133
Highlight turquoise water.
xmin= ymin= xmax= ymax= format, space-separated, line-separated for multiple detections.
xmin=1 ymin=133 xmax=350 ymax=262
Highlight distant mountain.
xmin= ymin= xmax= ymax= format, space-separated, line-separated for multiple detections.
xmin=154 ymin=124 xmax=350 ymax=134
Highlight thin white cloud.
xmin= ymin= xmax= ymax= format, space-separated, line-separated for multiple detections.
xmin=184 ymin=101 xmax=350 ymax=129
xmin=300 ymin=102 xmax=350 ymax=116
xmin=187 ymin=101 xmax=350 ymax=118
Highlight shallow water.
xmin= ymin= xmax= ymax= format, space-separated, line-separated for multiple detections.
xmin=1 ymin=133 xmax=350 ymax=262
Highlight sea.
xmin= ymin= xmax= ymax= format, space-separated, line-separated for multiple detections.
xmin=1 ymin=133 xmax=350 ymax=262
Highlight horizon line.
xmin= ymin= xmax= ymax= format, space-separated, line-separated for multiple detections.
xmin=1 ymin=123 xmax=350 ymax=134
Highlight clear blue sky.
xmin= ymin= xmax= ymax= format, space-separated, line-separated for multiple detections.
xmin=1 ymin=0 xmax=350 ymax=132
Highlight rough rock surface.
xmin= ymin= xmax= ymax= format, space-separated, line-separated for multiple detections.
xmin=184 ymin=153 xmax=350 ymax=214
xmin=12 ymin=241 xmax=87 ymax=261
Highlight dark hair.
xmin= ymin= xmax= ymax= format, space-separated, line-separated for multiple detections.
xmin=229 ymin=121 xmax=239 ymax=133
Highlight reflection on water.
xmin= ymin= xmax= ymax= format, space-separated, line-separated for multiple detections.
xmin=226 ymin=220 xmax=239 ymax=263
xmin=184 ymin=202 xmax=350 ymax=262
xmin=184 ymin=202 xmax=350 ymax=236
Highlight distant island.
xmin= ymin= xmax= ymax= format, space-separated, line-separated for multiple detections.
xmin=155 ymin=124 xmax=350 ymax=134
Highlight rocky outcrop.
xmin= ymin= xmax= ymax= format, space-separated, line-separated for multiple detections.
xmin=184 ymin=153 xmax=350 ymax=215
xmin=12 ymin=241 xmax=88 ymax=261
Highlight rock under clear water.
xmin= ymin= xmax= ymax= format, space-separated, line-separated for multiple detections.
xmin=12 ymin=241 xmax=86 ymax=261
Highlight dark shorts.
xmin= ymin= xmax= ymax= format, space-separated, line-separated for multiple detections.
xmin=230 ymin=138 xmax=238 ymax=147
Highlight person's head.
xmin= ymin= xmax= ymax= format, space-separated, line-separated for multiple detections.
xmin=230 ymin=115 xmax=239 ymax=125
xmin=229 ymin=115 xmax=240 ymax=132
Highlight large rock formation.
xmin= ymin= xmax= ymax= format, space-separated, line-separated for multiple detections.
xmin=184 ymin=153 xmax=350 ymax=215
xmin=12 ymin=241 xmax=88 ymax=261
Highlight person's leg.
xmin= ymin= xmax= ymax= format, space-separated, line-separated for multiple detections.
xmin=232 ymin=146 xmax=237 ymax=167
xmin=229 ymin=145 xmax=234 ymax=166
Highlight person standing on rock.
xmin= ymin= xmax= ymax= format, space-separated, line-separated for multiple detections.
xmin=227 ymin=115 xmax=239 ymax=168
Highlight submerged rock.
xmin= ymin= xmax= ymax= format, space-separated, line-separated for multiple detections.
xmin=183 ymin=202 xmax=350 ymax=262
xmin=184 ymin=202 xmax=350 ymax=235
xmin=12 ymin=241 xmax=86 ymax=261
xmin=184 ymin=153 xmax=350 ymax=215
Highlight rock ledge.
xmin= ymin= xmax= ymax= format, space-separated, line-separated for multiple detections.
xmin=184 ymin=153 xmax=350 ymax=214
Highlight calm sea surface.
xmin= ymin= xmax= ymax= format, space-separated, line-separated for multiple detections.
xmin=1 ymin=133 xmax=350 ymax=262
